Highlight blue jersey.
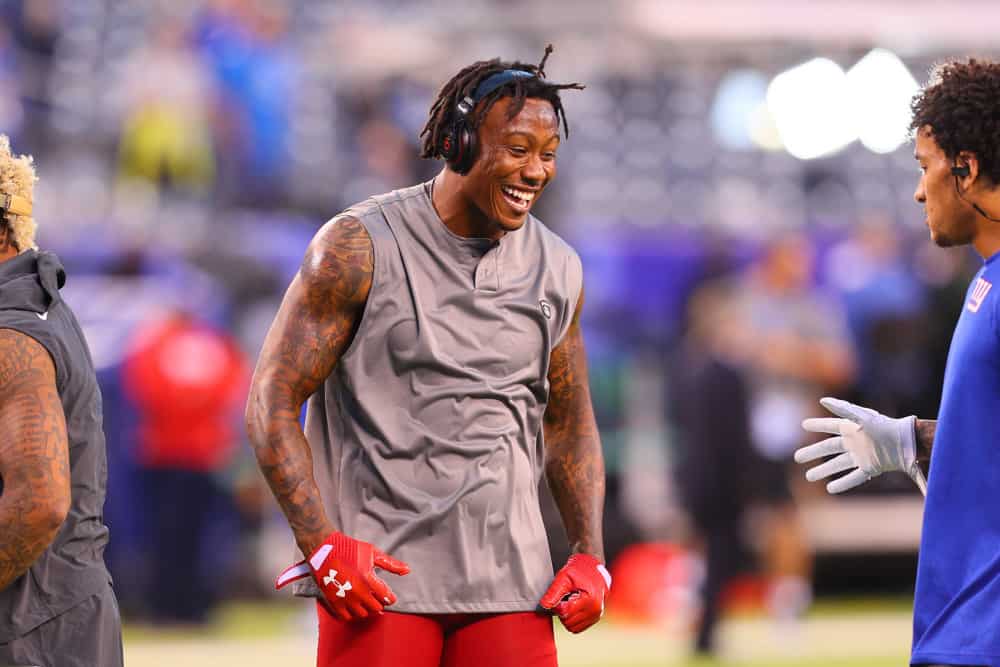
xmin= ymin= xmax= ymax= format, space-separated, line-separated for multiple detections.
xmin=912 ymin=251 xmax=1000 ymax=667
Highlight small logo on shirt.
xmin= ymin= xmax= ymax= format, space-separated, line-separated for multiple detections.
xmin=968 ymin=277 xmax=993 ymax=313
xmin=539 ymin=300 xmax=553 ymax=320
xmin=36 ymin=311 xmax=48 ymax=321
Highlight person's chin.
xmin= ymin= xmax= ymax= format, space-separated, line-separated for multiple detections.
xmin=498 ymin=214 xmax=528 ymax=231
xmin=930 ymin=228 xmax=955 ymax=248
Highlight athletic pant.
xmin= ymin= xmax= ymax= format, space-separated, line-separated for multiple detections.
xmin=0 ymin=584 xmax=123 ymax=667
xmin=317 ymin=603 xmax=558 ymax=667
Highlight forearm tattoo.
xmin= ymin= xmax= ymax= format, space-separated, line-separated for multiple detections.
xmin=915 ymin=418 xmax=936 ymax=472
xmin=0 ymin=329 xmax=69 ymax=591
xmin=246 ymin=218 xmax=373 ymax=554
xmin=543 ymin=293 xmax=606 ymax=561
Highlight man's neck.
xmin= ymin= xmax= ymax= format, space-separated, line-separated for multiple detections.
xmin=430 ymin=170 xmax=502 ymax=241
xmin=973 ymin=231 xmax=1000 ymax=261
xmin=0 ymin=245 xmax=18 ymax=264
xmin=971 ymin=191 xmax=1000 ymax=259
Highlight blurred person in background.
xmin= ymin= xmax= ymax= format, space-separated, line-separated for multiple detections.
xmin=724 ymin=234 xmax=856 ymax=627
xmin=798 ymin=58 xmax=1000 ymax=667
xmin=670 ymin=285 xmax=758 ymax=655
xmin=246 ymin=47 xmax=611 ymax=667
xmin=0 ymin=24 xmax=24 ymax=146
xmin=122 ymin=308 xmax=249 ymax=625
xmin=824 ymin=215 xmax=929 ymax=418
xmin=0 ymin=135 xmax=122 ymax=666
xmin=116 ymin=16 xmax=216 ymax=196
xmin=6 ymin=0 xmax=59 ymax=152
xmin=193 ymin=0 xmax=296 ymax=206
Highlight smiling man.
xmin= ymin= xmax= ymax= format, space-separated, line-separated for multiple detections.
xmin=246 ymin=47 xmax=610 ymax=667
xmin=795 ymin=58 xmax=1000 ymax=667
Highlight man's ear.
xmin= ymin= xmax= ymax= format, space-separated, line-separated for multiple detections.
xmin=955 ymin=150 xmax=981 ymax=184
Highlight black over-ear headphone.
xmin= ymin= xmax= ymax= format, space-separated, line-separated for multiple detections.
xmin=951 ymin=162 xmax=1000 ymax=222
xmin=440 ymin=69 xmax=536 ymax=175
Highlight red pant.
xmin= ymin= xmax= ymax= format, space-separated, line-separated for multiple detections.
xmin=316 ymin=603 xmax=558 ymax=667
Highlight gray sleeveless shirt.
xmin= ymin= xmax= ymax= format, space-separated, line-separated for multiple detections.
xmin=299 ymin=182 xmax=583 ymax=613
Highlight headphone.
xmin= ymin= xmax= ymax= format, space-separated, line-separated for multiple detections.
xmin=440 ymin=69 xmax=536 ymax=175
xmin=950 ymin=162 xmax=1000 ymax=223
xmin=0 ymin=193 xmax=31 ymax=220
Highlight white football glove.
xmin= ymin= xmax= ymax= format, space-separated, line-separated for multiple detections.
xmin=796 ymin=397 xmax=926 ymax=496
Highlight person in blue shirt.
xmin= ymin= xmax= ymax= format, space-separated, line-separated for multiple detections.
xmin=795 ymin=58 xmax=1000 ymax=667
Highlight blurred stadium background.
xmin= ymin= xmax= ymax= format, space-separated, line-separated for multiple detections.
xmin=3 ymin=0 xmax=995 ymax=664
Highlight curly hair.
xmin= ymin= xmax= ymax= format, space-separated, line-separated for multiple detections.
xmin=0 ymin=135 xmax=37 ymax=251
xmin=419 ymin=44 xmax=585 ymax=161
xmin=910 ymin=58 xmax=1000 ymax=184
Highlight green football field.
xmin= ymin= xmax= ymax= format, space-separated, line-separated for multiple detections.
xmin=122 ymin=598 xmax=913 ymax=666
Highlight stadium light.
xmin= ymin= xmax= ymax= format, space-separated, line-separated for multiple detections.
xmin=710 ymin=69 xmax=766 ymax=151
xmin=710 ymin=69 xmax=783 ymax=152
xmin=766 ymin=57 xmax=858 ymax=160
xmin=846 ymin=48 xmax=920 ymax=154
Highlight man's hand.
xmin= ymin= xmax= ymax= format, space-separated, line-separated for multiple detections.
xmin=275 ymin=531 xmax=410 ymax=621
xmin=540 ymin=553 xmax=611 ymax=633
xmin=797 ymin=397 xmax=926 ymax=495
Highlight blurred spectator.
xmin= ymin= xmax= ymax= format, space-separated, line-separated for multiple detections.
xmin=718 ymin=235 xmax=856 ymax=626
xmin=116 ymin=18 xmax=216 ymax=195
xmin=0 ymin=24 xmax=24 ymax=143
xmin=122 ymin=309 xmax=249 ymax=624
xmin=670 ymin=286 xmax=758 ymax=655
xmin=825 ymin=217 xmax=929 ymax=419
xmin=7 ymin=0 xmax=58 ymax=150
xmin=339 ymin=115 xmax=420 ymax=206
xmin=194 ymin=0 xmax=297 ymax=205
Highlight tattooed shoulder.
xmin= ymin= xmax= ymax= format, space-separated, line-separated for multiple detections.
xmin=248 ymin=215 xmax=374 ymax=414
xmin=299 ymin=216 xmax=374 ymax=314
xmin=0 ymin=328 xmax=56 ymax=393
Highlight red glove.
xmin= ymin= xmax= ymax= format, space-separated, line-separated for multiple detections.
xmin=539 ymin=553 xmax=612 ymax=633
xmin=275 ymin=531 xmax=410 ymax=621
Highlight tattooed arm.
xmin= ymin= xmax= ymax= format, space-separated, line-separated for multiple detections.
xmin=0 ymin=329 xmax=71 ymax=591
xmin=245 ymin=217 xmax=372 ymax=557
xmin=543 ymin=287 xmax=605 ymax=560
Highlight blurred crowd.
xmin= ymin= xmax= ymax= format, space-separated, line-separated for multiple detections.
xmin=0 ymin=0 xmax=986 ymax=645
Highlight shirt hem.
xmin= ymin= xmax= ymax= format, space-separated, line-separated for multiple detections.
xmin=293 ymin=589 xmax=542 ymax=613
xmin=0 ymin=574 xmax=111 ymax=643
xmin=385 ymin=600 xmax=544 ymax=614
xmin=911 ymin=649 xmax=1000 ymax=665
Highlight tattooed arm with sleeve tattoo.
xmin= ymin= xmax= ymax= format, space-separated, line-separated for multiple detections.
xmin=539 ymin=287 xmax=611 ymax=633
xmin=0 ymin=329 xmax=71 ymax=592
xmin=246 ymin=217 xmax=408 ymax=621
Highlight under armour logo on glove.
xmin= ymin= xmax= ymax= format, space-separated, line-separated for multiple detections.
xmin=275 ymin=531 xmax=410 ymax=621
xmin=323 ymin=569 xmax=353 ymax=598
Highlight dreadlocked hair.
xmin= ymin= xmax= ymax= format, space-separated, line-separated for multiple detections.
xmin=910 ymin=58 xmax=1000 ymax=184
xmin=419 ymin=44 xmax=585 ymax=161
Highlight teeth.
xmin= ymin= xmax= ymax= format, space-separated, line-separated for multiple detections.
xmin=502 ymin=185 xmax=534 ymax=204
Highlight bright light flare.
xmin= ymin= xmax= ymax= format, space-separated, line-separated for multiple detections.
xmin=767 ymin=58 xmax=857 ymax=160
xmin=847 ymin=48 xmax=920 ymax=154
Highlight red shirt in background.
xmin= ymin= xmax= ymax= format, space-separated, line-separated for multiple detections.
xmin=123 ymin=313 xmax=249 ymax=472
